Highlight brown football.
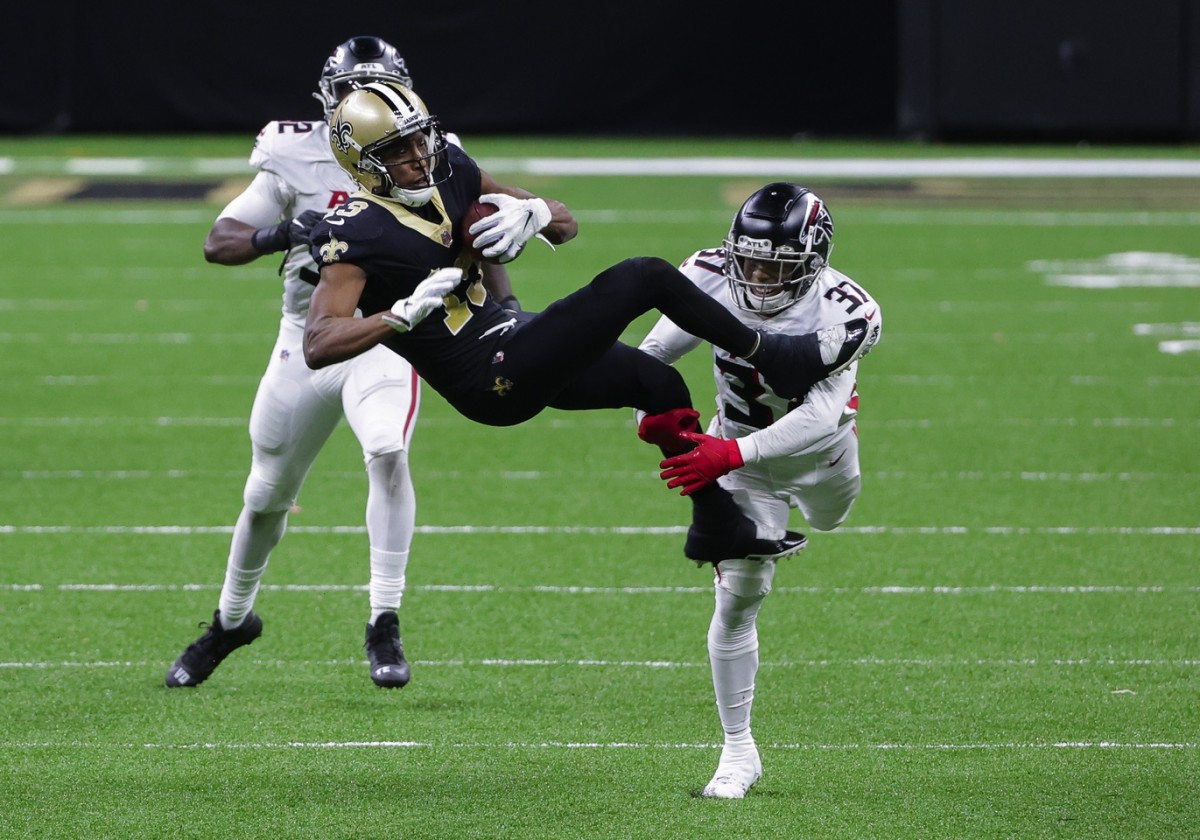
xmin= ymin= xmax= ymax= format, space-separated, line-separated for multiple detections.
xmin=460 ymin=200 xmax=498 ymax=262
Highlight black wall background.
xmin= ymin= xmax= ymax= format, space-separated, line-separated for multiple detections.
xmin=3 ymin=0 xmax=1197 ymax=140
xmin=0 ymin=1 xmax=897 ymax=137
xmin=899 ymin=0 xmax=1200 ymax=141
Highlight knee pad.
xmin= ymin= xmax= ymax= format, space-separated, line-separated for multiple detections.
xmin=242 ymin=469 xmax=296 ymax=514
xmin=711 ymin=559 xmax=774 ymax=642
xmin=803 ymin=495 xmax=858 ymax=532
xmin=716 ymin=558 xmax=777 ymax=600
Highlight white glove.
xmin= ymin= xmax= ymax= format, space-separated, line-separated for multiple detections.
xmin=381 ymin=268 xmax=463 ymax=332
xmin=468 ymin=192 xmax=552 ymax=263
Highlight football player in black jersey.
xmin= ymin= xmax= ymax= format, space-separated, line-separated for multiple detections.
xmin=304 ymin=81 xmax=877 ymax=565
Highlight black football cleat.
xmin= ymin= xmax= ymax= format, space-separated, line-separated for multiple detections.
xmin=753 ymin=317 xmax=879 ymax=399
xmin=685 ymin=486 xmax=808 ymax=565
xmin=165 ymin=610 xmax=263 ymax=688
xmin=685 ymin=523 xmax=808 ymax=566
xmin=365 ymin=611 xmax=411 ymax=688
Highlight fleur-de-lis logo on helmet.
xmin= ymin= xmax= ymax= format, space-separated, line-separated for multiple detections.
xmin=331 ymin=118 xmax=354 ymax=155
xmin=320 ymin=236 xmax=349 ymax=264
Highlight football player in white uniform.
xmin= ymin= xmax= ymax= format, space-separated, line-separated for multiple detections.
xmin=638 ymin=184 xmax=882 ymax=798
xmin=165 ymin=36 xmax=517 ymax=690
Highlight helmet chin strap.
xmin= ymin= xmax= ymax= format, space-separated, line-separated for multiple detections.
xmin=388 ymin=185 xmax=435 ymax=207
xmin=743 ymin=288 xmax=792 ymax=313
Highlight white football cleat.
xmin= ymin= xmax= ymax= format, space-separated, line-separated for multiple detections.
xmin=816 ymin=315 xmax=880 ymax=375
xmin=702 ymin=745 xmax=763 ymax=799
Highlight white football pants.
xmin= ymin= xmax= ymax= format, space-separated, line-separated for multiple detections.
xmin=218 ymin=318 xmax=419 ymax=626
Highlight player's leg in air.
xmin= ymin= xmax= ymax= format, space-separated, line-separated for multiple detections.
xmin=530 ymin=257 xmax=876 ymax=400
xmin=340 ymin=344 xmax=421 ymax=688
xmin=482 ymin=256 xmax=869 ymax=562
xmin=165 ymin=329 xmax=343 ymax=687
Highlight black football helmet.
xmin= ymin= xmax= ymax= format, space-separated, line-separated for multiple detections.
xmin=724 ymin=183 xmax=834 ymax=314
xmin=314 ymin=36 xmax=413 ymax=121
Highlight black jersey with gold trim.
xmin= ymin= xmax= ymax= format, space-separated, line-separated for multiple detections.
xmin=308 ymin=142 xmax=513 ymax=401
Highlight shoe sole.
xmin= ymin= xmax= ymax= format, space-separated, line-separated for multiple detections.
xmin=702 ymin=769 xmax=762 ymax=799
xmin=370 ymin=666 xmax=411 ymax=688
xmin=745 ymin=539 xmax=807 ymax=562
xmin=745 ymin=531 xmax=808 ymax=562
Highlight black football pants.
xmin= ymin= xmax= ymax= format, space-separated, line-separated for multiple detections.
xmin=460 ymin=256 xmax=760 ymax=426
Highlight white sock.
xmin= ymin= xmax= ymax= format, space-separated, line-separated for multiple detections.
xmin=365 ymin=453 xmax=414 ymax=624
xmin=368 ymin=548 xmax=408 ymax=625
xmin=217 ymin=506 xmax=286 ymax=627
xmin=708 ymin=576 xmax=767 ymax=745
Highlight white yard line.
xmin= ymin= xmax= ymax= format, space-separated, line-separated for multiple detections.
xmin=1 ymin=415 xmax=1199 ymax=432
xmin=0 ymin=739 xmax=1193 ymax=751
xmin=6 ymin=155 xmax=1200 ymax=179
xmin=5 ymin=582 xmax=1199 ymax=594
xmin=0 ymin=469 xmax=1194 ymax=482
xmin=3 ymin=525 xmax=1200 ymax=536
xmin=4 ymin=656 xmax=1199 ymax=670
xmin=4 ymin=208 xmax=1200 ymax=227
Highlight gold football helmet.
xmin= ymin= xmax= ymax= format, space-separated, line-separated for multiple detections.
xmin=328 ymin=81 xmax=449 ymax=207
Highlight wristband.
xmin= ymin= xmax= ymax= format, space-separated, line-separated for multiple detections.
xmin=251 ymin=220 xmax=292 ymax=254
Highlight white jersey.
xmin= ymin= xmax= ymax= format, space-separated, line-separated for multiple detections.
xmin=639 ymin=248 xmax=882 ymax=464
xmin=217 ymin=120 xmax=356 ymax=328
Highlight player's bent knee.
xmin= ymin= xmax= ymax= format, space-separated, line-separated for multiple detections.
xmin=635 ymin=255 xmax=675 ymax=276
xmin=365 ymin=447 xmax=409 ymax=479
xmin=805 ymin=506 xmax=855 ymax=532
xmin=592 ymin=256 xmax=673 ymax=296
xmin=242 ymin=472 xmax=297 ymax=514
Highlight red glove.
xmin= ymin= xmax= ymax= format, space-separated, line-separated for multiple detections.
xmin=638 ymin=407 xmax=701 ymax=453
xmin=659 ymin=432 xmax=744 ymax=496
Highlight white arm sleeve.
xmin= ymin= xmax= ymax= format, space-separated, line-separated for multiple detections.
xmin=638 ymin=315 xmax=705 ymax=366
xmin=737 ymin=365 xmax=857 ymax=463
xmin=216 ymin=170 xmax=294 ymax=228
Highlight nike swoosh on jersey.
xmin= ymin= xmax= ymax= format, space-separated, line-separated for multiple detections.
xmin=827 ymin=449 xmax=847 ymax=468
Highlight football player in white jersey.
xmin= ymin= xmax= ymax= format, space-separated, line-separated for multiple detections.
xmin=638 ymin=183 xmax=883 ymax=798
xmin=165 ymin=36 xmax=517 ymax=690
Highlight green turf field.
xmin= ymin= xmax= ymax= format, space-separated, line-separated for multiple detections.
xmin=2 ymin=137 xmax=1198 ymax=838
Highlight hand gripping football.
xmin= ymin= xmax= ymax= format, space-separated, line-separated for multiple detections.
xmin=460 ymin=200 xmax=498 ymax=263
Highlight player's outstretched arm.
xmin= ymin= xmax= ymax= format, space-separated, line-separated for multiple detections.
xmin=303 ymin=263 xmax=394 ymax=369
xmin=204 ymin=212 xmax=324 ymax=266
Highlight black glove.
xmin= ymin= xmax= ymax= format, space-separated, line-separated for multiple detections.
xmin=251 ymin=209 xmax=324 ymax=254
